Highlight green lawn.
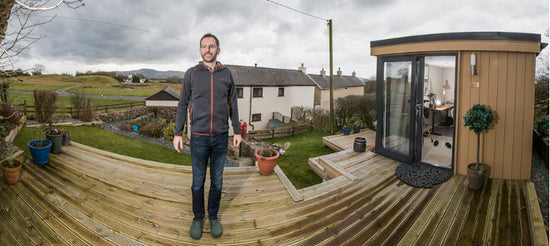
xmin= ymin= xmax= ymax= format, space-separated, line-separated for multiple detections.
xmin=13 ymin=125 xmax=333 ymax=189
xmin=14 ymin=125 xmax=191 ymax=166
xmin=8 ymin=92 xmax=140 ymax=107
xmin=266 ymin=130 xmax=335 ymax=189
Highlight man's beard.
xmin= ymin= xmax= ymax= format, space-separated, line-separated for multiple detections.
xmin=201 ymin=52 xmax=217 ymax=63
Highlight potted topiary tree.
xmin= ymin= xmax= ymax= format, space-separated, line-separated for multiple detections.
xmin=255 ymin=148 xmax=280 ymax=175
xmin=463 ymin=104 xmax=494 ymax=190
xmin=1 ymin=141 xmax=23 ymax=184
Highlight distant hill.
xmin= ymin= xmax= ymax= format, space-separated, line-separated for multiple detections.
xmin=117 ymin=69 xmax=184 ymax=79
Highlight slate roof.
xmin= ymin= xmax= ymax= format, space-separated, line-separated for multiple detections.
xmin=308 ymin=74 xmax=365 ymax=90
xmin=225 ymin=64 xmax=316 ymax=87
xmin=145 ymin=86 xmax=180 ymax=101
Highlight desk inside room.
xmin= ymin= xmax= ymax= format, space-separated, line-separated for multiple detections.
xmin=430 ymin=104 xmax=454 ymax=135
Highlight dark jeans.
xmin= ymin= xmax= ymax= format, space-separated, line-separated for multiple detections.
xmin=190 ymin=132 xmax=228 ymax=221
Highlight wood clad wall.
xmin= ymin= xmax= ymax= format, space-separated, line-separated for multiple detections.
xmin=455 ymin=51 xmax=536 ymax=180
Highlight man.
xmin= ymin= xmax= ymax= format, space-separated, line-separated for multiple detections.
xmin=173 ymin=33 xmax=242 ymax=240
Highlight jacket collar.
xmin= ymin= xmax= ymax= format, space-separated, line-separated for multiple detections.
xmin=199 ymin=61 xmax=223 ymax=72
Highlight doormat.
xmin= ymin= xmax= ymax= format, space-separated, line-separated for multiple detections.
xmin=395 ymin=163 xmax=452 ymax=188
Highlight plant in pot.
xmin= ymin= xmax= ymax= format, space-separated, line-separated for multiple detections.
xmin=58 ymin=128 xmax=71 ymax=146
xmin=28 ymin=129 xmax=52 ymax=165
xmin=255 ymin=148 xmax=280 ymax=175
xmin=44 ymin=126 xmax=63 ymax=154
xmin=352 ymin=117 xmax=363 ymax=134
xmin=342 ymin=118 xmax=352 ymax=135
xmin=428 ymin=93 xmax=436 ymax=109
xmin=1 ymin=141 xmax=23 ymax=184
xmin=463 ymin=104 xmax=494 ymax=190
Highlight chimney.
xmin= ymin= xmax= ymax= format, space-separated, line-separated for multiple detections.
xmin=298 ymin=63 xmax=307 ymax=74
xmin=337 ymin=67 xmax=342 ymax=76
xmin=352 ymin=71 xmax=356 ymax=77
xmin=320 ymin=68 xmax=326 ymax=77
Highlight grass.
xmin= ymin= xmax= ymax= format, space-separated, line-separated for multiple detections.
xmin=266 ymin=130 xmax=335 ymax=189
xmin=9 ymin=75 xmax=182 ymax=97
xmin=13 ymin=125 xmax=191 ymax=165
xmin=8 ymin=92 xmax=141 ymax=107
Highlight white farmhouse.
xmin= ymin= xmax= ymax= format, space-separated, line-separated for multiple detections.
xmin=227 ymin=64 xmax=316 ymax=131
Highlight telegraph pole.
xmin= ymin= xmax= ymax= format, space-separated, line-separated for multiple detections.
xmin=328 ymin=19 xmax=334 ymax=134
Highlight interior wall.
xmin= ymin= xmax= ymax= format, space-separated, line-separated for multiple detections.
xmin=426 ymin=65 xmax=456 ymax=105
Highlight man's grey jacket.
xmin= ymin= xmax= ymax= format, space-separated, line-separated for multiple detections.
xmin=174 ymin=62 xmax=242 ymax=136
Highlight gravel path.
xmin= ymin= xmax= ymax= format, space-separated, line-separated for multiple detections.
xmin=531 ymin=149 xmax=549 ymax=233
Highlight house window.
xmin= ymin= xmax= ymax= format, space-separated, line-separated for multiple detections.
xmin=252 ymin=113 xmax=262 ymax=122
xmin=253 ymin=88 xmax=263 ymax=98
xmin=278 ymin=87 xmax=285 ymax=97
xmin=236 ymin=87 xmax=244 ymax=98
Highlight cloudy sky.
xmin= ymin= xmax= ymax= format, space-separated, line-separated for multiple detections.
xmin=8 ymin=0 xmax=550 ymax=78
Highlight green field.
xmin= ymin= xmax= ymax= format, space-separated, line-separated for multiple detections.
xmin=8 ymin=74 xmax=182 ymax=97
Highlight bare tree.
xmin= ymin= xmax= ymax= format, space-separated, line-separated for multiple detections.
xmin=32 ymin=63 xmax=44 ymax=75
xmin=0 ymin=0 xmax=84 ymax=73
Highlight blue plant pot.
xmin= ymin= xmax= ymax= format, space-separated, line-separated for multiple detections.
xmin=343 ymin=128 xmax=352 ymax=135
xmin=28 ymin=139 xmax=52 ymax=165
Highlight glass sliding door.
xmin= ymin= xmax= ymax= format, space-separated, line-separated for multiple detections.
xmin=375 ymin=55 xmax=456 ymax=170
xmin=375 ymin=57 xmax=416 ymax=163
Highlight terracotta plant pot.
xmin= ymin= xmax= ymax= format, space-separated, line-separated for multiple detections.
xmin=467 ymin=163 xmax=487 ymax=190
xmin=255 ymin=148 xmax=280 ymax=175
xmin=1 ymin=159 xmax=22 ymax=185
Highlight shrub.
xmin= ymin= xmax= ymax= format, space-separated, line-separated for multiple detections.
xmin=139 ymin=118 xmax=167 ymax=138
xmin=535 ymin=118 xmax=549 ymax=138
xmin=1 ymin=81 xmax=9 ymax=103
xmin=0 ymin=103 xmax=22 ymax=125
xmin=119 ymin=123 xmax=133 ymax=132
xmin=335 ymin=95 xmax=376 ymax=130
xmin=71 ymin=93 xmax=94 ymax=121
xmin=162 ymin=121 xmax=176 ymax=142
xmin=128 ymin=114 xmax=151 ymax=128
xmin=33 ymin=90 xmax=57 ymax=123
xmin=81 ymin=98 xmax=94 ymax=122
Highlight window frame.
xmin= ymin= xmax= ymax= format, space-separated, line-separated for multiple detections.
xmin=278 ymin=87 xmax=285 ymax=97
xmin=236 ymin=87 xmax=244 ymax=98
xmin=253 ymin=87 xmax=263 ymax=98
xmin=252 ymin=113 xmax=262 ymax=122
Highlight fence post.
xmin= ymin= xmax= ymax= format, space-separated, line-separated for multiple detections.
xmin=23 ymin=100 xmax=27 ymax=116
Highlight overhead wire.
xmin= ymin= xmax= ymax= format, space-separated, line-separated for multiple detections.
xmin=265 ymin=0 xmax=327 ymax=22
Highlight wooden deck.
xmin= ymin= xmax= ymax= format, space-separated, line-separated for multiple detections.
xmin=322 ymin=128 xmax=377 ymax=151
xmin=0 ymin=140 xmax=548 ymax=245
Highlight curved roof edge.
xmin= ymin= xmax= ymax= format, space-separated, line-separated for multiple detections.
xmin=370 ymin=32 xmax=541 ymax=48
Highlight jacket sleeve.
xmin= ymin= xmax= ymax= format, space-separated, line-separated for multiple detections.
xmin=174 ymin=70 xmax=192 ymax=136
xmin=228 ymin=71 xmax=242 ymax=135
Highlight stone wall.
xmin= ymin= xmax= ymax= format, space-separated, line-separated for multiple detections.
xmin=96 ymin=107 xmax=148 ymax=123
xmin=96 ymin=106 xmax=178 ymax=123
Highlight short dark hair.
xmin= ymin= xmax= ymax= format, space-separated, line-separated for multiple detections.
xmin=200 ymin=33 xmax=219 ymax=48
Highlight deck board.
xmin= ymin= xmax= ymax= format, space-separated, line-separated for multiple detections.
xmin=0 ymin=139 xmax=546 ymax=245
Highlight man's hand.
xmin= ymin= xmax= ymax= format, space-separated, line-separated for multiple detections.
xmin=233 ymin=134 xmax=242 ymax=147
xmin=173 ymin=135 xmax=183 ymax=153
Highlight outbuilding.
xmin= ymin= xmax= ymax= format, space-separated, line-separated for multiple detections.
xmin=370 ymin=32 xmax=545 ymax=180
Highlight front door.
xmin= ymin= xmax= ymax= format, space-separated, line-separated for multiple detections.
xmin=375 ymin=55 xmax=456 ymax=169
